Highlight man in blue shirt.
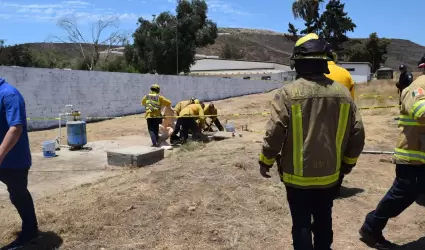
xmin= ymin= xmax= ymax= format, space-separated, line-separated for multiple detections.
xmin=0 ymin=78 xmax=39 ymax=249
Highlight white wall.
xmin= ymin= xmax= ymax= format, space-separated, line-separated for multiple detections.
xmin=338 ymin=63 xmax=371 ymax=84
xmin=0 ymin=66 xmax=280 ymax=131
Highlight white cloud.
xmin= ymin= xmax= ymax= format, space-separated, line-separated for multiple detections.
xmin=0 ymin=0 xmax=144 ymax=23
xmin=206 ymin=0 xmax=251 ymax=16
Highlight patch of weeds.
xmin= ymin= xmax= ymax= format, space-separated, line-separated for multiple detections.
xmin=177 ymin=141 xmax=205 ymax=153
xmin=233 ymin=161 xmax=248 ymax=170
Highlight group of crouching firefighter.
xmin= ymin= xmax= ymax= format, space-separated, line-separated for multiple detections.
xmin=141 ymin=84 xmax=224 ymax=147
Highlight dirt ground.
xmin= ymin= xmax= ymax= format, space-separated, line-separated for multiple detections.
xmin=2 ymin=80 xmax=425 ymax=250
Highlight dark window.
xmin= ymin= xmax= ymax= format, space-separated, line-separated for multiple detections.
xmin=261 ymin=76 xmax=271 ymax=80
xmin=345 ymin=68 xmax=355 ymax=72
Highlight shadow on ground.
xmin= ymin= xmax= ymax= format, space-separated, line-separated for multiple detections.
xmin=337 ymin=186 xmax=364 ymax=199
xmin=0 ymin=231 xmax=63 ymax=250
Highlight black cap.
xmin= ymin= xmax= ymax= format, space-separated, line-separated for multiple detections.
xmin=399 ymin=64 xmax=406 ymax=70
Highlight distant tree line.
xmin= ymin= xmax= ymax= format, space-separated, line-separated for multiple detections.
xmin=287 ymin=0 xmax=390 ymax=72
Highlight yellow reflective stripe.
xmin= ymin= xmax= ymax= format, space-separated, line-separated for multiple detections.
xmin=398 ymin=115 xmax=425 ymax=126
xmin=336 ymin=103 xmax=350 ymax=172
xmin=259 ymin=153 xmax=275 ymax=165
xmin=394 ymin=148 xmax=425 ymax=163
xmin=411 ymin=100 xmax=425 ymax=120
xmin=282 ymin=171 xmax=340 ymax=187
xmin=292 ymin=104 xmax=303 ymax=176
xmin=343 ymin=156 xmax=357 ymax=165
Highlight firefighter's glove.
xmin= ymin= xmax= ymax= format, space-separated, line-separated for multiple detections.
xmin=340 ymin=162 xmax=355 ymax=175
xmin=259 ymin=161 xmax=272 ymax=178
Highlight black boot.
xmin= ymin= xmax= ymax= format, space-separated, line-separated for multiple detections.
xmin=1 ymin=230 xmax=40 ymax=250
xmin=359 ymin=226 xmax=398 ymax=249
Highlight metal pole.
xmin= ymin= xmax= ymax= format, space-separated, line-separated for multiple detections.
xmin=176 ymin=20 xmax=178 ymax=75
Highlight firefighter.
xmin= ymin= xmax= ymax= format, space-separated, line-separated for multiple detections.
xmin=324 ymin=49 xmax=355 ymax=99
xmin=170 ymin=103 xmax=205 ymax=144
xmin=324 ymin=48 xmax=356 ymax=199
xmin=173 ymin=97 xmax=197 ymax=116
xmin=203 ymin=102 xmax=224 ymax=132
xmin=258 ymin=33 xmax=365 ymax=250
xmin=396 ymin=64 xmax=414 ymax=105
xmin=141 ymin=84 xmax=171 ymax=147
xmin=171 ymin=98 xmax=199 ymax=144
xmin=359 ymin=55 xmax=425 ymax=249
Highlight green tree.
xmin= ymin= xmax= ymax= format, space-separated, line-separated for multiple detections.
xmin=219 ymin=44 xmax=245 ymax=60
xmin=288 ymin=0 xmax=356 ymax=53
xmin=345 ymin=32 xmax=391 ymax=72
xmin=319 ymin=0 xmax=356 ymax=51
xmin=0 ymin=40 xmax=4 ymax=56
xmin=284 ymin=23 xmax=299 ymax=42
xmin=128 ymin=0 xmax=218 ymax=75
xmin=0 ymin=44 xmax=33 ymax=67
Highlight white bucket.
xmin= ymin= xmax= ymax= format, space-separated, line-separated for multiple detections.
xmin=42 ymin=140 xmax=56 ymax=158
xmin=225 ymin=122 xmax=235 ymax=132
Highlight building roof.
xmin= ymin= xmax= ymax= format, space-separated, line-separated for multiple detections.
xmin=377 ymin=67 xmax=394 ymax=71
xmin=190 ymin=58 xmax=291 ymax=72
xmin=338 ymin=61 xmax=373 ymax=68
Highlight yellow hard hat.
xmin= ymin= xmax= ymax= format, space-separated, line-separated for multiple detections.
xmin=151 ymin=84 xmax=160 ymax=91
xmin=291 ymin=33 xmax=329 ymax=60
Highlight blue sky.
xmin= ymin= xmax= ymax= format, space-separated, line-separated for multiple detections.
xmin=0 ymin=0 xmax=424 ymax=46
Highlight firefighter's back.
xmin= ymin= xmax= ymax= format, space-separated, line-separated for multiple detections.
xmin=279 ymin=76 xmax=356 ymax=188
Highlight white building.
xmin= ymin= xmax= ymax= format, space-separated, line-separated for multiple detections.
xmin=337 ymin=62 xmax=372 ymax=83
xmin=189 ymin=58 xmax=293 ymax=81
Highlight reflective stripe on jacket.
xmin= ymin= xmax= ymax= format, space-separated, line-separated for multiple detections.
xmin=325 ymin=61 xmax=355 ymax=99
xmin=394 ymin=75 xmax=425 ymax=164
xmin=141 ymin=92 xmax=171 ymax=118
xmin=259 ymin=77 xmax=365 ymax=189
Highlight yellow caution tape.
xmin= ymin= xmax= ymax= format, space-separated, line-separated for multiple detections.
xmin=26 ymin=104 xmax=400 ymax=121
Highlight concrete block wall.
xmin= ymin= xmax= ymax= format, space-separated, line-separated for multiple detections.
xmin=0 ymin=66 xmax=281 ymax=131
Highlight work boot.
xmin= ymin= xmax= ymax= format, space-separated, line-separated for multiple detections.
xmin=359 ymin=226 xmax=397 ymax=249
xmin=170 ymin=134 xmax=180 ymax=144
xmin=1 ymin=230 xmax=40 ymax=250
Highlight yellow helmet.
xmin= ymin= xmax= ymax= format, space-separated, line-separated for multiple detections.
xmin=291 ymin=33 xmax=330 ymax=60
xmin=150 ymin=84 xmax=160 ymax=92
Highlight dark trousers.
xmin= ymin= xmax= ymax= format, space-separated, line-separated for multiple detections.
xmin=0 ymin=168 xmax=38 ymax=234
xmin=362 ymin=164 xmax=425 ymax=236
xmin=213 ymin=118 xmax=224 ymax=131
xmin=286 ymin=186 xmax=335 ymax=250
xmin=334 ymin=174 xmax=344 ymax=198
xmin=147 ymin=118 xmax=162 ymax=146
xmin=180 ymin=117 xmax=198 ymax=142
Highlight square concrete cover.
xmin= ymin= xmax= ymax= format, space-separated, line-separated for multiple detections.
xmin=107 ymin=146 xmax=165 ymax=167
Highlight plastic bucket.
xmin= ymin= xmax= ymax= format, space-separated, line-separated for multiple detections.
xmin=225 ymin=123 xmax=235 ymax=132
xmin=42 ymin=140 xmax=56 ymax=158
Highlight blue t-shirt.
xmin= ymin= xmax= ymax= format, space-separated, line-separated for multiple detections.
xmin=0 ymin=78 xmax=32 ymax=169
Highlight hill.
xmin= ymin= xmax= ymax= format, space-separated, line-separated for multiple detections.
xmin=198 ymin=28 xmax=425 ymax=71
xmin=2 ymin=28 xmax=424 ymax=71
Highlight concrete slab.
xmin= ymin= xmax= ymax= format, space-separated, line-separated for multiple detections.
xmin=107 ymin=146 xmax=164 ymax=167
xmin=0 ymin=135 xmax=154 ymax=200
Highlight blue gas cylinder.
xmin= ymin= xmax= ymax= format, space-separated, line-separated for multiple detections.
xmin=67 ymin=121 xmax=87 ymax=147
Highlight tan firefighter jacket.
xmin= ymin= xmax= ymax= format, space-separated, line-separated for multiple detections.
xmin=394 ymin=75 xmax=425 ymax=164
xmin=259 ymin=76 xmax=365 ymax=189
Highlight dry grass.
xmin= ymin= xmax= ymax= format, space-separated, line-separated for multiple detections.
xmin=2 ymin=79 xmax=425 ymax=249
